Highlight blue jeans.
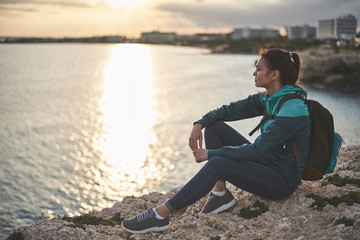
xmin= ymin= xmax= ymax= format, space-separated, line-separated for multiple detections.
xmin=165 ymin=121 xmax=298 ymax=213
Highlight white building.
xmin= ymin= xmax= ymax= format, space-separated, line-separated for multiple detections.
xmin=141 ymin=31 xmax=176 ymax=43
xmin=285 ymin=25 xmax=316 ymax=39
xmin=317 ymin=14 xmax=357 ymax=40
xmin=232 ymin=27 xmax=279 ymax=39
xmin=232 ymin=29 xmax=244 ymax=39
xmin=195 ymin=33 xmax=227 ymax=41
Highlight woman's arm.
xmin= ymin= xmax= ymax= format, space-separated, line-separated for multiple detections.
xmin=207 ymin=115 xmax=310 ymax=161
xmin=196 ymin=94 xmax=263 ymax=128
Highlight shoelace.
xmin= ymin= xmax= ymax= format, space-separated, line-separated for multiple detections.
xmin=204 ymin=193 xmax=215 ymax=205
xmin=136 ymin=210 xmax=151 ymax=222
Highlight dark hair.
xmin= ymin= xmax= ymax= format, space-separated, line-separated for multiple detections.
xmin=259 ymin=48 xmax=302 ymax=88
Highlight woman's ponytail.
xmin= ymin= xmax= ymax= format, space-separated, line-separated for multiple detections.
xmin=290 ymin=52 xmax=301 ymax=77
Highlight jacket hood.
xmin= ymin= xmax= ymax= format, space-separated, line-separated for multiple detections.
xmin=261 ymin=84 xmax=308 ymax=119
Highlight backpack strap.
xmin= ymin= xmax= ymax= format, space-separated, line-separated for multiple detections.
xmin=249 ymin=93 xmax=305 ymax=136
xmin=249 ymin=93 xmax=307 ymax=184
xmin=276 ymin=93 xmax=305 ymax=112
xmin=279 ymin=94 xmax=308 ymax=184
xmin=248 ymin=112 xmax=276 ymax=136
xmin=289 ymin=139 xmax=307 ymax=185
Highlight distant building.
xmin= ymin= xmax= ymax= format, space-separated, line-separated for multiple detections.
xmin=232 ymin=29 xmax=244 ymax=39
xmin=317 ymin=14 xmax=357 ymax=40
xmin=285 ymin=24 xmax=316 ymax=39
xmin=232 ymin=27 xmax=279 ymax=39
xmin=176 ymin=34 xmax=196 ymax=40
xmin=194 ymin=33 xmax=227 ymax=41
xmin=141 ymin=31 xmax=176 ymax=44
xmin=105 ymin=35 xmax=124 ymax=43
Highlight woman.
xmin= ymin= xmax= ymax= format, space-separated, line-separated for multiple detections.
xmin=121 ymin=48 xmax=311 ymax=234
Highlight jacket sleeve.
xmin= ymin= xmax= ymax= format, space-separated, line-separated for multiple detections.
xmin=207 ymin=115 xmax=310 ymax=160
xmin=196 ymin=94 xmax=263 ymax=128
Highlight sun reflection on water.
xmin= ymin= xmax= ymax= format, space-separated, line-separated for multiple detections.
xmin=94 ymin=44 xmax=158 ymax=201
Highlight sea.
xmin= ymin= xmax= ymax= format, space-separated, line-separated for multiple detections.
xmin=1 ymin=43 xmax=359 ymax=238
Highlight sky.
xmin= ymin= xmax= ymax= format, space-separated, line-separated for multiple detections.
xmin=0 ymin=0 xmax=359 ymax=38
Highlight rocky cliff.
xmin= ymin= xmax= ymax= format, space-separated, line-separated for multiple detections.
xmin=7 ymin=146 xmax=360 ymax=240
xmin=301 ymin=49 xmax=360 ymax=92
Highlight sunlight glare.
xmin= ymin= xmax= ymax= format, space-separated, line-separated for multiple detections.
xmin=94 ymin=44 xmax=157 ymax=199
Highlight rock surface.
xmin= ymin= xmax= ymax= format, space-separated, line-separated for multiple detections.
xmin=301 ymin=49 xmax=360 ymax=92
xmin=7 ymin=146 xmax=360 ymax=240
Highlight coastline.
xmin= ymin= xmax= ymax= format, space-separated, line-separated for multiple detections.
xmin=6 ymin=146 xmax=360 ymax=240
xmin=208 ymin=45 xmax=360 ymax=93
xmin=212 ymin=47 xmax=360 ymax=93
xmin=300 ymin=49 xmax=360 ymax=93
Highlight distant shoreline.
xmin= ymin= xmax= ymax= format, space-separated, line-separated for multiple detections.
xmin=2 ymin=42 xmax=358 ymax=92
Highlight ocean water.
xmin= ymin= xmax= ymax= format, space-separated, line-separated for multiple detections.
xmin=0 ymin=44 xmax=359 ymax=238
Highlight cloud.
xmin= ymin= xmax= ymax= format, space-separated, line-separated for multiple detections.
xmin=156 ymin=2 xmax=268 ymax=28
xmin=155 ymin=0 xmax=360 ymax=28
xmin=0 ymin=5 xmax=38 ymax=12
xmin=0 ymin=0 xmax=94 ymax=8
xmin=0 ymin=0 xmax=359 ymax=37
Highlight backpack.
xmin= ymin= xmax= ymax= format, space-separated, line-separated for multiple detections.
xmin=249 ymin=94 xmax=343 ymax=182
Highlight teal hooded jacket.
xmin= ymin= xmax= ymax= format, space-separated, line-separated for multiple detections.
xmin=197 ymin=85 xmax=311 ymax=185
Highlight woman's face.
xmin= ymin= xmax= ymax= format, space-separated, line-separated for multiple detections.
xmin=253 ymin=57 xmax=274 ymax=89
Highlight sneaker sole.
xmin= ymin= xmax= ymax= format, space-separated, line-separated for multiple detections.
xmin=121 ymin=222 xmax=170 ymax=234
xmin=208 ymin=198 xmax=237 ymax=214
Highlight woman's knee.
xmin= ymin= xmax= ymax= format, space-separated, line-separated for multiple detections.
xmin=207 ymin=156 xmax=227 ymax=169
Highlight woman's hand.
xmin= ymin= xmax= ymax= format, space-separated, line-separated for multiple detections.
xmin=189 ymin=123 xmax=203 ymax=151
xmin=193 ymin=148 xmax=209 ymax=163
